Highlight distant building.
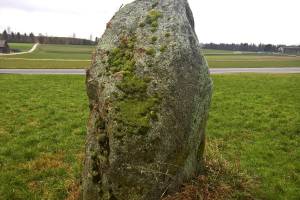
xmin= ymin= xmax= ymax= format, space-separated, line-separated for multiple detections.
xmin=0 ymin=40 xmax=10 ymax=53
xmin=279 ymin=46 xmax=300 ymax=55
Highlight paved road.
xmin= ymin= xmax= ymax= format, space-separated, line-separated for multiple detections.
xmin=0 ymin=67 xmax=300 ymax=75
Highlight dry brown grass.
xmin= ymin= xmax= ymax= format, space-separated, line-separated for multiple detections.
xmin=61 ymin=140 xmax=255 ymax=200
xmin=21 ymin=152 xmax=66 ymax=171
xmin=162 ymin=140 xmax=256 ymax=200
xmin=0 ymin=127 xmax=6 ymax=137
xmin=65 ymin=152 xmax=84 ymax=200
xmin=65 ymin=180 xmax=81 ymax=200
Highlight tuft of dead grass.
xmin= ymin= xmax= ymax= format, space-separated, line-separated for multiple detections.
xmin=162 ymin=139 xmax=256 ymax=200
xmin=0 ymin=127 xmax=7 ymax=136
xmin=65 ymin=180 xmax=81 ymax=200
xmin=21 ymin=152 xmax=66 ymax=171
xmin=65 ymin=152 xmax=84 ymax=200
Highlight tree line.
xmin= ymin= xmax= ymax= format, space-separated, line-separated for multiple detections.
xmin=0 ymin=30 xmax=96 ymax=45
xmin=202 ymin=43 xmax=294 ymax=52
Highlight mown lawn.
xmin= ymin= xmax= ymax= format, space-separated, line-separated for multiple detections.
xmin=0 ymin=58 xmax=90 ymax=69
xmin=206 ymin=54 xmax=300 ymax=68
xmin=0 ymin=74 xmax=299 ymax=199
xmin=0 ymin=75 xmax=88 ymax=199
xmin=202 ymin=49 xmax=237 ymax=54
xmin=2 ymin=44 xmax=95 ymax=60
xmin=9 ymin=43 xmax=34 ymax=52
xmin=0 ymin=44 xmax=93 ymax=69
xmin=1 ymin=44 xmax=300 ymax=69
xmin=207 ymin=74 xmax=300 ymax=199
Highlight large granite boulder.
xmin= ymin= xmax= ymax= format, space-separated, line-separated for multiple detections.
xmin=82 ymin=0 xmax=212 ymax=199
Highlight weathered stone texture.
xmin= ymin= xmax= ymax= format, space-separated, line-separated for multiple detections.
xmin=82 ymin=0 xmax=212 ymax=199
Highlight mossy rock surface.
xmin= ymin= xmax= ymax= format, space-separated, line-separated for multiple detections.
xmin=83 ymin=0 xmax=212 ymax=199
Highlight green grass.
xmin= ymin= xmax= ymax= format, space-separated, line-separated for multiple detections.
xmin=203 ymin=49 xmax=237 ymax=54
xmin=0 ymin=44 xmax=94 ymax=69
xmin=3 ymin=44 xmax=95 ymax=60
xmin=207 ymin=74 xmax=300 ymax=199
xmin=9 ymin=43 xmax=34 ymax=52
xmin=0 ymin=58 xmax=90 ymax=69
xmin=203 ymin=49 xmax=300 ymax=68
xmin=206 ymin=54 xmax=300 ymax=68
xmin=0 ymin=74 xmax=299 ymax=199
xmin=1 ymin=45 xmax=300 ymax=69
xmin=0 ymin=75 xmax=88 ymax=199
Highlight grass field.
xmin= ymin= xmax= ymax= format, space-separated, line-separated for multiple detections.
xmin=0 ymin=58 xmax=90 ymax=69
xmin=202 ymin=49 xmax=237 ymax=54
xmin=207 ymin=74 xmax=300 ymax=199
xmin=0 ymin=74 xmax=299 ymax=199
xmin=206 ymin=54 xmax=300 ymax=68
xmin=0 ymin=44 xmax=93 ymax=69
xmin=0 ymin=75 xmax=88 ymax=199
xmin=4 ymin=44 xmax=95 ymax=60
xmin=1 ymin=44 xmax=300 ymax=69
xmin=9 ymin=43 xmax=34 ymax=52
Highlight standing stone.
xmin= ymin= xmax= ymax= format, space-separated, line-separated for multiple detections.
xmin=82 ymin=0 xmax=212 ymax=199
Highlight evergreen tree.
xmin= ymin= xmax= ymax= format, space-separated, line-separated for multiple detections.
xmin=2 ymin=30 xmax=8 ymax=40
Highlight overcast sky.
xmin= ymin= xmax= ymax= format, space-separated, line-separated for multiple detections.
xmin=0 ymin=0 xmax=299 ymax=45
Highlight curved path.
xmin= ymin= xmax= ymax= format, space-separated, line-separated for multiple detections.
xmin=0 ymin=67 xmax=299 ymax=75
xmin=0 ymin=43 xmax=39 ymax=56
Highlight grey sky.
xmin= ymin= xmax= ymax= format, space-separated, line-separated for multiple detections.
xmin=0 ymin=0 xmax=299 ymax=45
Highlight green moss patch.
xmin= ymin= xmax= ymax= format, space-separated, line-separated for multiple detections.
xmin=145 ymin=9 xmax=162 ymax=32
xmin=105 ymin=34 xmax=160 ymax=136
xmin=146 ymin=48 xmax=156 ymax=56
xmin=160 ymin=45 xmax=167 ymax=52
xmin=104 ymin=9 xmax=165 ymax=137
xmin=146 ymin=10 xmax=162 ymax=24
xmin=165 ymin=32 xmax=171 ymax=38
xmin=151 ymin=36 xmax=158 ymax=44
xmin=114 ymin=97 xmax=159 ymax=135
xmin=107 ymin=36 xmax=136 ymax=74
xmin=116 ymin=74 xmax=148 ymax=97
xmin=139 ymin=22 xmax=145 ymax=28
